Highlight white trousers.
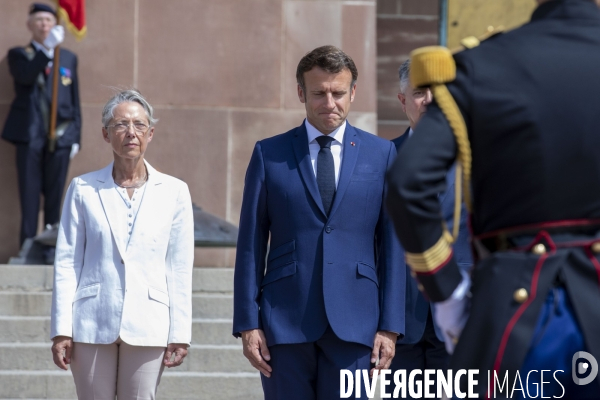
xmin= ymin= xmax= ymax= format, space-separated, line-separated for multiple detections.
xmin=70 ymin=338 xmax=166 ymax=400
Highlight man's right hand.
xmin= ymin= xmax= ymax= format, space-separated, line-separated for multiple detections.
xmin=241 ymin=329 xmax=272 ymax=377
xmin=43 ymin=25 xmax=64 ymax=50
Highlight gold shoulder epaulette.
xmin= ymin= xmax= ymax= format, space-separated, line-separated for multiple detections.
xmin=410 ymin=46 xmax=456 ymax=88
xmin=453 ymin=25 xmax=504 ymax=53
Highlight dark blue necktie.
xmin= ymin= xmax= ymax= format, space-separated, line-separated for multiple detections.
xmin=316 ymin=135 xmax=336 ymax=215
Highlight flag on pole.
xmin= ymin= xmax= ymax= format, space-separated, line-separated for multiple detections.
xmin=55 ymin=0 xmax=86 ymax=40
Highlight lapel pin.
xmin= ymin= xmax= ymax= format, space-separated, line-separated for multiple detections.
xmin=350 ymin=142 xmax=355 ymax=146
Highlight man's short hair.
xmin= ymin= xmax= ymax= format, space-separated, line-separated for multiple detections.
xmin=296 ymin=45 xmax=358 ymax=91
xmin=398 ymin=59 xmax=411 ymax=94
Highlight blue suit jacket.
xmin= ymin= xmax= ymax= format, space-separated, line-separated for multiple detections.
xmin=233 ymin=121 xmax=405 ymax=348
xmin=392 ymin=129 xmax=473 ymax=344
xmin=2 ymin=44 xmax=81 ymax=148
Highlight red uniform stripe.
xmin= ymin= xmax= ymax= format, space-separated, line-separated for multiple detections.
xmin=489 ymin=252 xmax=548 ymax=396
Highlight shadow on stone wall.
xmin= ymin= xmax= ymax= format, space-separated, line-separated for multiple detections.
xmin=0 ymin=54 xmax=20 ymax=261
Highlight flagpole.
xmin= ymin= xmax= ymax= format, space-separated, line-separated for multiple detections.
xmin=48 ymin=12 xmax=61 ymax=153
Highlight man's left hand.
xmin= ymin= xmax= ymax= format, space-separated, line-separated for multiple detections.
xmin=370 ymin=330 xmax=397 ymax=375
xmin=163 ymin=343 xmax=188 ymax=368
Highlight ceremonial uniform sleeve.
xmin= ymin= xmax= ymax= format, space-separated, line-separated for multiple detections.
xmin=385 ymin=54 xmax=473 ymax=302
xmin=232 ymin=142 xmax=270 ymax=337
xmin=7 ymin=47 xmax=50 ymax=86
xmin=376 ymin=143 xmax=406 ymax=336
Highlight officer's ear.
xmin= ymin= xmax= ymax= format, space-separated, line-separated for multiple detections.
xmin=398 ymin=92 xmax=407 ymax=113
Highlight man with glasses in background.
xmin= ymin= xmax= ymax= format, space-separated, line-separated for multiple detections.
xmin=2 ymin=3 xmax=81 ymax=262
xmin=386 ymin=59 xmax=472 ymax=398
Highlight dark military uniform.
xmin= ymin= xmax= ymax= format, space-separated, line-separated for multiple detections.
xmin=2 ymin=43 xmax=81 ymax=245
xmin=386 ymin=0 xmax=600 ymax=397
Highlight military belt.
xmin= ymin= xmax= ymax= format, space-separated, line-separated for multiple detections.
xmin=472 ymin=219 xmax=600 ymax=260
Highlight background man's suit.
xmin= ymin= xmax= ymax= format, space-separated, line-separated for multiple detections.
xmin=386 ymin=129 xmax=472 ymax=398
xmin=233 ymin=121 xmax=404 ymax=399
xmin=2 ymin=44 xmax=81 ymax=245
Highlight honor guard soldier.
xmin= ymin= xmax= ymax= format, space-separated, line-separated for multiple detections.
xmin=386 ymin=0 xmax=600 ymax=397
xmin=2 ymin=3 xmax=81 ymax=258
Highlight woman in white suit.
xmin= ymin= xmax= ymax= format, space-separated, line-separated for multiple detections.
xmin=50 ymin=89 xmax=194 ymax=399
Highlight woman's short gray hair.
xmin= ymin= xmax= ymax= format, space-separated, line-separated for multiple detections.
xmin=102 ymin=89 xmax=158 ymax=127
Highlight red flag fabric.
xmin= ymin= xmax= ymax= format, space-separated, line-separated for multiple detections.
xmin=56 ymin=0 xmax=86 ymax=40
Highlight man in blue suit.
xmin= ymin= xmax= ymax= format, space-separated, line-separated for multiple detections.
xmin=386 ymin=59 xmax=473 ymax=398
xmin=233 ymin=45 xmax=404 ymax=399
xmin=2 ymin=3 xmax=81 ymax=250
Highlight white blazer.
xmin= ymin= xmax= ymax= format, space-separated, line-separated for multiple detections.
xmin=50 ymin=161 xmax=194 ymax=346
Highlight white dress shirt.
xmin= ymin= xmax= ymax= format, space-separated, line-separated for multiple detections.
xmin=306 ymin=119 xmax=345 ymax=188
xmin=113 ymin=182 xmax=147 ymax=249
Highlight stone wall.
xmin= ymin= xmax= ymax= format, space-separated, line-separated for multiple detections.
xmin=0 ymin=0 xmax=378 ymax=265
xmin=376 ymin=0 xmax=439 ymax=140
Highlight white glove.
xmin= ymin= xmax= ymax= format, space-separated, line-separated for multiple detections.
xmin=432 ymin=270 xmax=471 ymax=354
xmin=44 ymin=25 xmax=64 ymax=50
xmin=70 ymin=143 xmax=79 ymax=159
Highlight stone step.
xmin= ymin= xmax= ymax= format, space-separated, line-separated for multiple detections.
xmin=0 ymin=317 xmax=237 ymax=345
xmin=0 ymin=292 xmax=233 ymax=319
xmin=193 ymin=318 xmax=237 ymax=345
xmin=0 ymin=370 xmax=262 ymax=399
xmin=0 ymin=265 xmax=234 ymax=293
xmin=0 ymin=343 xmax=252 ymax=373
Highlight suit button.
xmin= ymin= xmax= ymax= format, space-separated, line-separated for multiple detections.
xmin=325 ymin=227 xmax=332 ymax=233
xmin=513 ymin=288 xmax=528 ymax=303
xmin=120 ymin=259 xmax=124 ymax=264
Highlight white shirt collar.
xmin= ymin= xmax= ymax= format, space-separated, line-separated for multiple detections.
xmin=408 ymin=127 xmax=414 ymax=137
xmin=305 ymin=119 xmax=346 ymax=145
xmin=31 ymin=40 xmax=53 ymax=59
